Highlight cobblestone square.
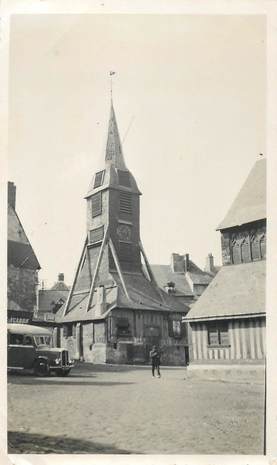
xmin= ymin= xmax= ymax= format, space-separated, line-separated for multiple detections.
xmin=8 ymin=363 xmax=265 ymax=454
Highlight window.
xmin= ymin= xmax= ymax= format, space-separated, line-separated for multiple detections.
xmin=10 ymin=334 xmax=24 ymax=345
xmin=116 ymin=318 xmax=131 ymax=337
xmin=117 ymin=170 xmax=131 ymax=187
xmin=207 ymin=322 xmax=229 ymax=347
xmin=119 ymin=192 xmax=132 ymax=215
xmin=94 ymin=170 xmax=105 ymax=188
xmin=168 ymin=319 xmax=183 ymax=338
xmin=89 ymin=226 xmax=104 ymax=244
xmin=251 ymin=233 xmax=261 ymax=261
xmin=260 ymin=234 xmax=266 ymax=259
xmin=91 ymin=192 xmax=102 ymax=217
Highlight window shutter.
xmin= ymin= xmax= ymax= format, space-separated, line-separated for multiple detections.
xmin=119 ymin=242 xmax=133 ymax=262
xmin=94 ymin=170 xmax=105 ymax=188
xmin=91 ymin=193 xmax=102 ymax=217
xmin=89 ymin=226 xmax=104 ymax=244
xmin=119 ymin=192 xmax=132 ymax=215
xmin=118 ymin=170 xmax=131 ymax=187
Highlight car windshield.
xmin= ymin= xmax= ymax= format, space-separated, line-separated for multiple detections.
xmin=34 ymin=336 xmax=51 ymax=346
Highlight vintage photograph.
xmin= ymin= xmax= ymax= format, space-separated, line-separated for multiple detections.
xmin=7 ymin=13 xmax=266 ymax=455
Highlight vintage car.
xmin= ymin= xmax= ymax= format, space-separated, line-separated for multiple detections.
xmin=7 ymin=323 xmax=74 ymax=376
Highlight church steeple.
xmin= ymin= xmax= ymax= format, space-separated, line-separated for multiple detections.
xmin=105 ymin=101 xmax=127 ymax=170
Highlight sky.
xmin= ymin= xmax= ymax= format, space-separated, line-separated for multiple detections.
xmin=8 ymin=14 xmax=266 ymax=288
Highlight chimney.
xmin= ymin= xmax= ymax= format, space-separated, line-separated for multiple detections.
xmin=95 ymin=285 xmax=106 ymax=316
xmin=171 ymin=253 xmax=185 ymax=272
xmin=8 ymin=182 xmax=16 ymax=209
xmin=184 ymin=253 xmax=190 ymax=273
xmin=58 ymin=273 xmax=64 ymax=282
xmin=205 ymin=253 xmax=215 ymax=273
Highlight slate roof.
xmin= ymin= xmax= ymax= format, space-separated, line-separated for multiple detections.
xmin=8 ymin=205 xmax=40 ymax=270
xmin=86 ymin=102 xmax=141 ymax=198
xmin=56 ymin=271 xmax=188 ymax=323
xmin=150 ymin=262 xmax=216 ymax=297
xmin=38 ymin=289 xmax=69 ymax=314
xmin=217 ymin=158 xmax=266 ymax=230
xmin=184 ymin=260 xmax=265 ymax=322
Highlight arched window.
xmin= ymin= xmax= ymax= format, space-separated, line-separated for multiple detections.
xmin=231 ymin=236 xmax=242 ymax=264
xmin=241 ymin=235 xmax=251 ymax=263
xmin=250 ymin=232 xmax=260 ymax=261
xmin=260 ymin=233 xmax=266 ymax=259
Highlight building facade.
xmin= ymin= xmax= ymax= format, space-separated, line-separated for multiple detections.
xmin=33 ymin=273 xmax=70 ymax=325
xmin=7 ymin=182 xmax=41 ymax=323
xmin=184 ymin=158 xmax=266 ymax=372
xmin=56 ymin=101 xmax=189 ymax=365
xmin=151 ymin=252 xmax=219 ymax=307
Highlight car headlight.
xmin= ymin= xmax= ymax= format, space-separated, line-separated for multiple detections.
xmin=54 ymin=357 xmax=61 ymax=365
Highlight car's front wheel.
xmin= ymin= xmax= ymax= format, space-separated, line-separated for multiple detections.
xmin=34 ymin=359 xmax=50 ymax=377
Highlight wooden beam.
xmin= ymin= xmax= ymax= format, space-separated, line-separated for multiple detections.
xmin=139 ymin=240 xmax=166 ymax=303
xmin=62 ymin=237 xmax=88 ymax=317
xmin=86 ymin=226 xmax=109 ymax=312
xmin=109 ymin=238 xmax=131 ymax=301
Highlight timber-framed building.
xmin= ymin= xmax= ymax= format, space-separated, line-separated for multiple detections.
xmin=56 ymin=101 xmax=189 ymax=365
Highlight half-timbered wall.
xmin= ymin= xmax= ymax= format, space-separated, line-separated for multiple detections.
xmin=190 ymin=317 xmax=265 ymax=362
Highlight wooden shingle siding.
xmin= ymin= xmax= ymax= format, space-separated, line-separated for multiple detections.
xmin=191 ymin=318 xmax=265 ymax=362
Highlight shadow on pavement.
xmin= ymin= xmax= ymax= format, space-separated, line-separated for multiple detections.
xmin=8 ymin=431 xmax=137 ymax=454
xmin=8 ymin=377 xmax=135 ymax=386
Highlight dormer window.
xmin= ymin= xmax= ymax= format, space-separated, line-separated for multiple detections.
xmin=94 ymin=170 xmax=105 ymax=188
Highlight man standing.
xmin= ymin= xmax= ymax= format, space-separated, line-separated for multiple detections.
xmin=150 ymin=345 xmax=161 ymax=378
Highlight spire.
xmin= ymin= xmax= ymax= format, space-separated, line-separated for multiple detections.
xmin=105 ymin=101 xmax=127 ymax=170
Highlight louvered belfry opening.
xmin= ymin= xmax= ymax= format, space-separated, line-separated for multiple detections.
xmin=119 ymin=191 xmax=132 ymax=215
xmin=117 ymin=169 xmax=131 ymax=187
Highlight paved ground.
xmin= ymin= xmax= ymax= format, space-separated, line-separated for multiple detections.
xmin=8 ymin=363 xmax=265 ymax=454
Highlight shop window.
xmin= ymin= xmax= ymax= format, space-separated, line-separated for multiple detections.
xmin=207 ymin=322 xmax=229 ymax=347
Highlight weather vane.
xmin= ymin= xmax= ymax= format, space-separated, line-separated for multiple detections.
xmin=109 ymin=71 xmax=116 ymax=100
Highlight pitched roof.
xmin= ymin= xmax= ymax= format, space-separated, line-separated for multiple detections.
xmin=85 ymin=102 xmax=141 ymax=198
xmin=184 ymin=260 xmax=265 ymax=321
xmin=8 ymin=205 xmax=40 ymax=270
xmin=105 ymin=101 xmax=127 ymax=170
xmin=217 ymin=158 xmax=266 ymax=230
xmin=38 ymin=289 xmax=69 ymax=313
xmin=150 ymin=262 xmax=216 ymax=296
xmin=56 ymin=271 xmax=188 ymax=323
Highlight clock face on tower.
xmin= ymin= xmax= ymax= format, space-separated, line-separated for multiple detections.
xmin=117 ymin=224 xmax=132 ymax=241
